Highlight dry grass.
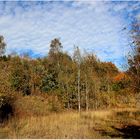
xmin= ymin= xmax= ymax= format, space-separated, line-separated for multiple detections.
xmin=0 ymin=108 xmax=140 ymax=139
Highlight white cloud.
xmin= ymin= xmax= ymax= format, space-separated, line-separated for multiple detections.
xmin=0 ymin=1 xmax=139 ymax=70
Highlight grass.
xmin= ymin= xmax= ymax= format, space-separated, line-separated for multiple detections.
xmin=0 ymin=107 xmax=140 ymax=138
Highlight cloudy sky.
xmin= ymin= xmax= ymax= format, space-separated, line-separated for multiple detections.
xmin=0 ymin=1 xmax=140 ymax=70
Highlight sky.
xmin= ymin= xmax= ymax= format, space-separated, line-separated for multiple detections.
xmin=0 ymin=1 xmax=140 ymax=70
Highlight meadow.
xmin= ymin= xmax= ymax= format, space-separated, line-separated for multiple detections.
xmin=0 ymin=107 xmax=140 ymax=139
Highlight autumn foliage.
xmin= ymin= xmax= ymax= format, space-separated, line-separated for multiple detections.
xmin=0 ymin=37 xmax=137 ymax=122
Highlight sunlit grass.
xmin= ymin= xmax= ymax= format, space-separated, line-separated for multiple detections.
xmin=0 ymin=107 xmax=139 ymax=139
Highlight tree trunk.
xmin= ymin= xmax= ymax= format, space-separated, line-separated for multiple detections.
xmin=66 ymin=84 xmax=70 ymax=109
xmin=78 ymin=68 xmax=81 ymax=112
xmin=85 ymin=74 xmax=89 ymax=111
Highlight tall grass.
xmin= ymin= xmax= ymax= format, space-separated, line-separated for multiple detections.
xmin=0 ymin=108 xmax=139 ymax=139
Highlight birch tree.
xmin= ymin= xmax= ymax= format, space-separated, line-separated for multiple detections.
xmin=73 ymin=46 xmax=82 ymax=112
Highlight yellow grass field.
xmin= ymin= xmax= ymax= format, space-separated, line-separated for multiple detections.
xmin=0 ymin=108 xmax=140 ymax=139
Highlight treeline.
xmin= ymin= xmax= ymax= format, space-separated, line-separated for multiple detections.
xmin=0 ymin=21 xmax=140 ymax=117
xmin=0 ymin=37 xmax=134 ymax=113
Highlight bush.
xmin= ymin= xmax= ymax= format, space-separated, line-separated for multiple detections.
xmin=47 ymin=95 xmax=63 ymax=112
xmin=14 ymin=94 xmax=62 ymax=117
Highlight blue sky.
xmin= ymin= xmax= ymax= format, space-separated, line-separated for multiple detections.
xmin=0 ymin=1 xmax=140 ymax=70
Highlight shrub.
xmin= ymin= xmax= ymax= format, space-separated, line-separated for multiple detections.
xmin=47 ymin=95 xmax=63 ymax=112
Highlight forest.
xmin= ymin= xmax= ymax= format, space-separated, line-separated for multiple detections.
xmin=0 ymin=21 xmax=140 ymax=138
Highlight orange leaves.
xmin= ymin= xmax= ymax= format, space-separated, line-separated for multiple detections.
xmin=113 ymin=72 xmax=127 ymax=82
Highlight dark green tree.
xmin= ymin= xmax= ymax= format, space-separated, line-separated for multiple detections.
xmin=10 ymin=57 xmax=31 ymax=95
